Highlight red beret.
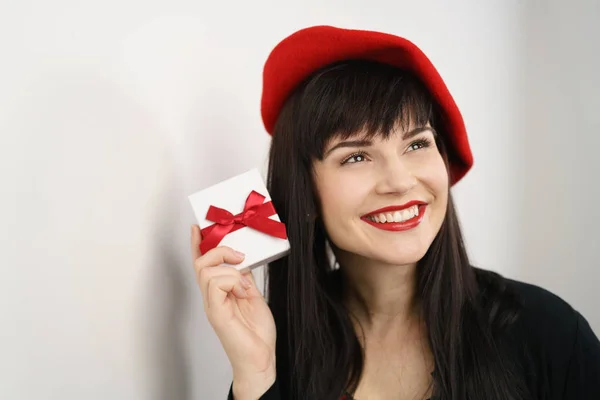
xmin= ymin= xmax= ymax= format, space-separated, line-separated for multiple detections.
xmin=261 ymin=25 xmax=473 ymax=184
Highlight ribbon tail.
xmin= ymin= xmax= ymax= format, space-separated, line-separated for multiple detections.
xmin=199 ymin=223 xmax=235 ymax=254
xmin=246 ymin=217 xmax=288 ymax=239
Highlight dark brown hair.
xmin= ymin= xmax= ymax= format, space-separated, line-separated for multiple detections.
xmin=265 ymin=60 xmax=529 ymax=399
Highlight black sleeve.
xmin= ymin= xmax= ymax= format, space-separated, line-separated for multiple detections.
xmin=227 ymin=380 xmax=281 ymax=400
xmin=562 ymin=311 xmax=600 ymax=399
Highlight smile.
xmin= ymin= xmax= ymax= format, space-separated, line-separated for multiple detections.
xmin=361 ymin=201 xmax=427 ymax=231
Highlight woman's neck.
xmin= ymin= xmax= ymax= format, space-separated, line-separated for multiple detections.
xmin=336 ymin=250 xmax=422 ymax=339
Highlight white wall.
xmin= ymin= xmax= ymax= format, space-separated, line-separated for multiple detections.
xmin=0 ymin=1 xmax=596 ymax=399
xmin=514 ymin=0 xmax=600 ymax=336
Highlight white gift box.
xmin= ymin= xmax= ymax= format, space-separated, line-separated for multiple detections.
xmin=188 ymin=168 xmax=290 ymax=272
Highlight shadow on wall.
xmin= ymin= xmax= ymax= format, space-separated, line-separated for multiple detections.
xmin=146 ymin=83 xmax=263 ymax=400
xmin=146 ymin=197 xmax=192 ymax=400
xmin=140 ymin=103 xmax=192 ymax=400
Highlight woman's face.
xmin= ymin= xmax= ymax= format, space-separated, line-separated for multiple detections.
xmin=312 ymin=121 xmax=448 ymax=266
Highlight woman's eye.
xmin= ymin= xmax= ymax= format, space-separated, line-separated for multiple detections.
xmin=341 ymin=151 xmax=368 ymax=165
xmin=406 ymin=138 xmax=432 ymax=152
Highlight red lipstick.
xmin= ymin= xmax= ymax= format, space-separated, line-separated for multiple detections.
xmin=361 ymin=200 xmax=427 ymax=232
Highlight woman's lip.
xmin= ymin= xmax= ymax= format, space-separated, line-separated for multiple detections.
xmin=361 ymin=205 xmax=427 ymax=231
xmin=362 ymin=200 xmax=427 ymax=218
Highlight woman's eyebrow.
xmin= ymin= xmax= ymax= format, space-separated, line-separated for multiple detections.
xmin=324 ymin=139 xmax=373 ymax=157
xmin=324 ymin=126 xmax=435 ymax=157
xmin=403 ymin=126 xmax=434 ymax=140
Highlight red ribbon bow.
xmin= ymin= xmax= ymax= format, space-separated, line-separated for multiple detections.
xmin=199 ymin=190 xmax=287 ymax=254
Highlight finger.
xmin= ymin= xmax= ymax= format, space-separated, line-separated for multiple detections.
xmin=240 ymin=271 xmax=260 ymax=297
xmin=205 ymin=275 xmax=249 ymax=310
xmin=198 ymin=266 xmax=262 ymax=302
xmin=193 ymin=246 xmax=245 ymax=275
xmin=241 ymin=270 xmax=257 ymax=286
xmin=197 ymin=265 xmax=243 ymax=296
xmin=190 ymin=224 xmax=202 ymax=262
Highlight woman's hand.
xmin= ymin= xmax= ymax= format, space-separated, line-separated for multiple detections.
xmin=190 ymin=225 xmax=276 ymax=399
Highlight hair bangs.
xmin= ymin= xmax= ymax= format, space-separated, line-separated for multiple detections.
xmin=293 ymin=60 xmax=437 ymax=160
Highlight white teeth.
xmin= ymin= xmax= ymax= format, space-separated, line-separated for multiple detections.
xmin=368 ymin=205 xmax=420 ymax=223
xmin=401 ymin=209 xmax=410 ymax=220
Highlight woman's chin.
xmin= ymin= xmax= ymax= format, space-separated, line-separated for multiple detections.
xmin=331 ymin=238 xmax=432 ymax=267
xmin=363 ymin=247 xmax=429 ymax=267
xmin=384 ymin=237 xmax=435 ymax=265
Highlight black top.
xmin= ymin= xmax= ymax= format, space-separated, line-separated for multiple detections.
xmin=227 ymin=271 xmax=600 ymax=399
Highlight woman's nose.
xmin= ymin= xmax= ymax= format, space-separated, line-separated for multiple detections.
xmin=374 ymin=158 xmax=418 ymax=195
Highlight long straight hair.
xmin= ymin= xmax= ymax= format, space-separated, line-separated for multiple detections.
xmin=265 ymin=60 xmax=529 ymax=399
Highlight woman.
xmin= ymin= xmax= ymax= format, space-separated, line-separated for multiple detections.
xmin=190 ymin=26 xmax=600 ymax=399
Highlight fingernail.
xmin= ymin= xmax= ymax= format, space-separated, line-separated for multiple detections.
xmin=234 ymin=250 xmax=245 ymax=259
xmin=240 ymin=276 xmax=251 ymax=289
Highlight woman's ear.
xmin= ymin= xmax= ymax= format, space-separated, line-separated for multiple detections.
xmin=325 ymin=238 xmax=339 ymax=270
